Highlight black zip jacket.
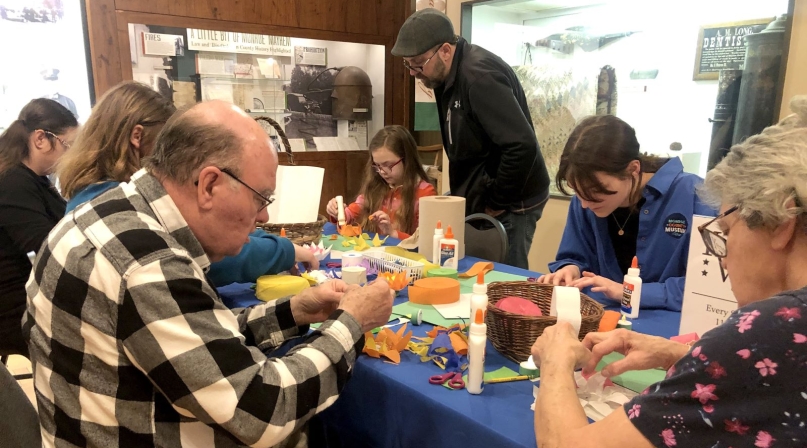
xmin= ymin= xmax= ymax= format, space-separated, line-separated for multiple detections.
xmin=434 ymin=37 xmax=550 ymax=215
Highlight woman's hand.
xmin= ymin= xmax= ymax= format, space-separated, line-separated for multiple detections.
xmin=326 ymin=198 xmax=339 ymax=218
xmin=570 ymin=272 xmax=622 ymax=301
xmin=582 ymin=329 xmax=691 ymax=377
xmin=531 ymin=322 xmax=591 ymax=371
xmin=370 ymin=211 xmax=397 ymax=237
xmin=536 ymin=264 xmax=581 ymax=286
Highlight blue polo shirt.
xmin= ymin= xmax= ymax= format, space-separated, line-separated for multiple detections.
xmin=548 ymin=158 xmax=715 ymax=311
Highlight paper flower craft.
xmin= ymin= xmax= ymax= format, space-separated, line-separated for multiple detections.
xmin=569 ymin=371 xmax=636 ymax=421
xmin=378 ymin=272 xmax=410 ymax=291
xmin=363 ymin=324 xmax=412 ymax=364
xmin=407 ymin=324 xmax=468 ymax=372
xmin=304 ymin=241 xmax=332 ymax=261
xmin=338 ymin=224 xmax=363 ymax=237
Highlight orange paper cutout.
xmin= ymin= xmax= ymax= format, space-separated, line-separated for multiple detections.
xmin=378 ymin=272 xmax=410 ymax=291
xmin=362 ymin=325 xmax=412 ymax=364
xmin=598 ymin=310 xmax=622 ymax=332
xmin=329 ymin=234 xmax=338 ymax=240
xmin=408 ymin=278 xmax=461 ymax=305
xmin=338 ymin=224 xmax=363 ymax=237
xmin=458 ymin=261 xmax=494 ymax=279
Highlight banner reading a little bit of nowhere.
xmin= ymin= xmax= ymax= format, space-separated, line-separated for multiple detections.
xmin=187 ymin=29 xmax=292 ymax=56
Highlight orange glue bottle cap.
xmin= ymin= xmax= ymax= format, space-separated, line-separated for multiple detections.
xmin=445 ymin=225 xmax=454 ymax=239
xmin=436 ymin=220 xmax=442 ymax=229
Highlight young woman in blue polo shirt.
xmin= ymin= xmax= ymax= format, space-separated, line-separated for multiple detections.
xmin=537 ymin=115 xmax=714 ymax=311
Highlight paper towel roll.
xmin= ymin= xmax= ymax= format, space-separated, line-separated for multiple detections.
xmin=550 ymin=286 xmax=582 ymax=337
xmin=342 ymin=252 xmax=363 ymax=268
xmin=342 ymin=266 xmax=367 ymax=285
xmin=418 ymin=196 xmax=466 ymax=262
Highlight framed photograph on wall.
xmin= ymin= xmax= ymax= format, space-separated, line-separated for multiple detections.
xmin=692 ymin=18 xmax=773 ymax=81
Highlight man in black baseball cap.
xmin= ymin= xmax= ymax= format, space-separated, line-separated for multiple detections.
xmin=392 ymin=9 xmax=550 ymax=270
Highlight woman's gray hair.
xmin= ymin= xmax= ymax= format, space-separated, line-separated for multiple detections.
xmin=699 ymin=96 xmax=807 ymax=231
xmin=144 ymin=107 xmax=243 ymax=184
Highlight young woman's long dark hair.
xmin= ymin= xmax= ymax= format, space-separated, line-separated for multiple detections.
xmin=557 ymin=115 xmax=665 ymax=206
xmin=0 ymin=98 xmax=77 ymax=177
xmin=359 ymin=125 xmax=430 ymax=235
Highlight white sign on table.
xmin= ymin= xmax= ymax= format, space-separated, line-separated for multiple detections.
xmin=680 ymin=215 xmax=738 ymax=336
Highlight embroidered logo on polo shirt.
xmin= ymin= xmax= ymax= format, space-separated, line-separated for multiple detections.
xmin=664 ymin=213 xmax=688 ymax=238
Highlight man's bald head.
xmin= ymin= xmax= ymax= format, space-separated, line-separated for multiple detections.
xmin=145 ymin=100 xmax=273 ymax=184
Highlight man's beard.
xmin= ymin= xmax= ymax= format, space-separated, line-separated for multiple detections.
xmin=417 ymin=58 xmax=446 ymax=89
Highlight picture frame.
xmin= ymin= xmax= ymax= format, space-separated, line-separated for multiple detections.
xmin=692 ymin=18 xmax=773 ymax=81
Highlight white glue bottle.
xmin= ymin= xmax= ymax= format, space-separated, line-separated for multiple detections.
xmin=432 ymin=220 xmax=444 ymax=264
xmin=467 ymin=308 xmax=487 ymax=395
xmin=621 ymin=256 xmax=643 ymax=319
xmin=439 ymin=225 xmax=459 ymax=269
xmin=470 ymin=271 xmax=488 ymax=321
xmin=336 ymin=195 xmax=346 ymax=227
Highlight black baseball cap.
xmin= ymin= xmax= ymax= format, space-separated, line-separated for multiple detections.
xmin=392 ymin=9 xmax=455 ymax=58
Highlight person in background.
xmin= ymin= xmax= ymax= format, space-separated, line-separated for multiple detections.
xmin=392 ymin=9 xmax=550 ymax=269
xmin=537 ymin=115 xmax=714 ymax=311
xmin=57 ymin=81 xmax=318 ymax=285
xmin=531 ymin=96 xmax=807 ymax=447
xmin=0 ymin=98 xmax=77 ymax=357
xmin=24 ymin=100 xmax=395 ymax=447
xmin=326 ymin=125 xmax=436 ymax=239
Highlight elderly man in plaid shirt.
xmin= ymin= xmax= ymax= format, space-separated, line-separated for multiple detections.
xmin=23 ymin=101 xmax=394 ymax=447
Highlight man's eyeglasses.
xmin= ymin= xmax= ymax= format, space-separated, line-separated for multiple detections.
xmin=403 ymin=46 xmax=441 ymax=73
xmin=372 ymin=158 xmax=403 ymax=174
xmin=42 ymin=130 xmax=71 ymax=150
xmin=698 ymin=205 xmax=738 ymax=258
xmin=195 ymin=168 xmax=275 ymax=212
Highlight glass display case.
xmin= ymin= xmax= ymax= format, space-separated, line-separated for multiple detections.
xmin=127 ymin=23 xmax=385 ymax=152
xmin=464 ymin=0 xmax=793 ymax=189
xmin=0 ymin=0 xmax=93 ymax=131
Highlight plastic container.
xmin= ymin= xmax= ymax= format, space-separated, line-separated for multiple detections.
xmin=467 ymin=308 xmax=487 ymax=395
xmin=432 ymin=220 xmax=444 ymax=264
xmin=470 ymin=271 xmax=488 ymax=321
xmin=439 ymin=225 xmax=459 ymax=269
xmin=620 ymin=256 xmax=643 ymax=319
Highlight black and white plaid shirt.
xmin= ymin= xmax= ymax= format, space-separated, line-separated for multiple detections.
xmin=23 ymin=169 xmax=363 ymax=447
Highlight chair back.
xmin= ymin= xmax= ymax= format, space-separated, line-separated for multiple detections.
xmin=0 ymin=364 xmax=41 ymax=447
xmin=464 ymin=213 xmax=508 ymax=263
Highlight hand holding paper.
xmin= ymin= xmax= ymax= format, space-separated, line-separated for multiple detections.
xmin=549 ymin=286 xmax=582 ymax=336
xmin=531 ymin=321 xmax=591 ymax=371
xmin=582 ymin=329 xmax=691 ymax=377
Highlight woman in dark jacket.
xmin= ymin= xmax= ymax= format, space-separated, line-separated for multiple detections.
xmin=0 ymin=99 xmax=77 ymax=357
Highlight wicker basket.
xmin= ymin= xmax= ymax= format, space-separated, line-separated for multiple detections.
xmin=486 ymin=282 xmax=604 ymax=363
xmin=254 ymin=116 xmax=327 ymax=245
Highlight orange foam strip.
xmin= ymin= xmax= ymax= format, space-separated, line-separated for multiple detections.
xmin=408 ymin=278 xmax=461 ymax=305
xmin=449 ymin=332 xmax=468 ymax=355
xmin=598 ymin=310 xmax=622 ymax=332
xmin=458 ymin=261 xmax=494 ymax=279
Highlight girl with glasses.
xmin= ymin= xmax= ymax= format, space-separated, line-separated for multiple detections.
xmin=537 ymin=115 xmax=715 ymax=311
xmin=327 ymin=125 xmax=436 ymax=239
xmin=0 ymin=98 xmax=77 ymax=357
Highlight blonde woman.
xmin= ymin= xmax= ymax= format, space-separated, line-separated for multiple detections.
xmin=58 ymin=81 xmax=317 ymax=285
xmin=532 ymin=97 xmax=807 ymax=447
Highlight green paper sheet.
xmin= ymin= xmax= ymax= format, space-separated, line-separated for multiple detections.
xmin=392 ymin=302 xmax=464 ymax=328
xmin=596 ymin=352 xmax=667 ymax=393
xmin=444 ymin=366 xmax=520 ymax=389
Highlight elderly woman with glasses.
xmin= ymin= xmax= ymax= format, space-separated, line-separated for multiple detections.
xmin=529 ymin=96 xmax=807 ymax=448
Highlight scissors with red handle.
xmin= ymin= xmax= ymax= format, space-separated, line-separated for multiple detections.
xmin=429 ymin=371 xmax=465 ymax=390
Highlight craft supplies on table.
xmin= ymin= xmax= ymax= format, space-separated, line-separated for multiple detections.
xmin=341 ymin=251 xmax=363 ymax=267
xmin=429 ymin=371 xmax=465 ymax=390
xmin=621 ymin=256 xmax=643 ymax=318
xmin=438 ymin=225 xmax=459 ymax=268
xmin=419 ymin=195 xmax=466 ymax=261
xmin=408 ymin=277 xmax=461 ymax=305
xmin=255 ymin=275 xmax=310 ymax=301
xmin=550 ymin=286 xmax=582 ymax=336
xmin=432 ymin=220 xmax=444 ymax=265
xmin=426 ymin=268 xmax=459 ymax=279
xmin=362 ymin=251 xmax=425 ymax=284
xmin=467 ymin=309 xmax=488 ymax=395
xmin=343 ymin=266 xmax=367 ymax=285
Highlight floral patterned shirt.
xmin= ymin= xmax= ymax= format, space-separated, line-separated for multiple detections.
xmin=625 ymin=288 xmax=807 ymax=447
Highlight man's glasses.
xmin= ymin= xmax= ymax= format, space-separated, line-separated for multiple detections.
xmin=195 ymin=168 xmax=275 ymax=212
xmin=372 ymin=158 xmax=403 ymax=174
xmin=698 ymin=205 xmax=738 ymax=258
xmin=42 ymin=130 xmax=71 ymax=150
xmin=403 ymin=46 xmax=441 ymax=73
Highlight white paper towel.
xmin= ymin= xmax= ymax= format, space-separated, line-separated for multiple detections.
xmin=342 ymin=266 xmax=367 ymax=285
xmin=418 ymin=196 xmax=466 ymax=262
xmin=342 ymin=252 xmax=363 ymax=267
xmin=550 ymin=286 xmax=582 ymax=337
xmin=266 ymin=165 xmax=324 ymax=224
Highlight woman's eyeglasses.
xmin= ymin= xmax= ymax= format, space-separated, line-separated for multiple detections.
xmin=698 ymin=206 xmax=738 ymax=258
xmin=372 ymin=158 xmax=403 ymax=174
xmin=42 ymin=130 xmax=71 ymax=150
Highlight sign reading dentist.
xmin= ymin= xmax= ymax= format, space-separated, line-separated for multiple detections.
xmin=187 ymin=29 xmax=292 ymax=57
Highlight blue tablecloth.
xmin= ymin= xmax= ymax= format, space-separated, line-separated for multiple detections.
xmin=217 ymin=224 xmax=682 ymax=447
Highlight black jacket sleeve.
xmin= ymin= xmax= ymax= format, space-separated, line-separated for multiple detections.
xmin=0 ymin=174 xmax=60 ymax=254
xmin=467 ymin=72 xmax=542 ymax=211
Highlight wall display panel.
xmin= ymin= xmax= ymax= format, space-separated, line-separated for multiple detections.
xmin=0 ymin=0 xmax=93 ymax=131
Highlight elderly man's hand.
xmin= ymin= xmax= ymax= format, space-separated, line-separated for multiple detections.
xmin=582 ymin=329 xmax=690 ymax=378
xmin=531 ymin=322 xmax=591 ymax=371
xmin=338 ymin=278 xmax=395 ymax=333
xmin=291 ymin=280 xmax=356 ymax=325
